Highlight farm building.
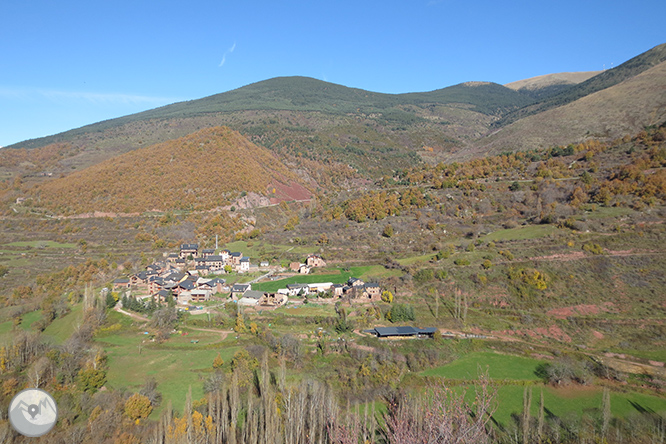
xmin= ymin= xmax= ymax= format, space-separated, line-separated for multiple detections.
xmin=368 ymin=326 xmax=437 ymax=338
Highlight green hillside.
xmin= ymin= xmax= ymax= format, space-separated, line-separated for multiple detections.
xmin=7 ymin=77 xmax=533 ymax=151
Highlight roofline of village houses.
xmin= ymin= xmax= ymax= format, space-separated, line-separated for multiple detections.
xmin=112 ymin=246 xmax=383 ymax=308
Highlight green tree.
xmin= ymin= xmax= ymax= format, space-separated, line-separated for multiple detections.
xmin=78 ymin=366 xmax=107 ymax=393
xmin=382 ymin=223 xmax=394 ymax=238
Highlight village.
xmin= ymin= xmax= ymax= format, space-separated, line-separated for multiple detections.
xmin=112 ymin=243 xmax=384 ymax=311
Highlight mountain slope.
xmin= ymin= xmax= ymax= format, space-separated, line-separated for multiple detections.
xmin=8 ymin=77 xmax=533 ymax=151
xmin=495 ymin=43 xmax=666 ymax=127
xmin=505 ymin=71 xmax=601 ymax=99
xmin=29 ymin=127 xmax=309 ymax=214
xmin=465 ymin=61 xmax=666 ymax=158
xmin=3 ymin=78 xmax=534 ymax=177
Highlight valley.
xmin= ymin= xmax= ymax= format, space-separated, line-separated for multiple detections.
xmin=0 ymin=43 xmax=664 ymax=443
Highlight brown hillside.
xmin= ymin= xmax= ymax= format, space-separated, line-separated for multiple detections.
xmin=464 ymin=61 xmax=666 ymax=159
xmin=31 ymin=127 xmax=309 ymax=214
xmin=505 ymin=71 xmax=601 ymax=91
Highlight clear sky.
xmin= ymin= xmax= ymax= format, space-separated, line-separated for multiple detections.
xmin=1 ymin=0 xmax=664 ymax=147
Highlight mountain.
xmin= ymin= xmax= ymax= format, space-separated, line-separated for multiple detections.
xmin=464 ymin=60 xmax=666 ymax=158
xmin=3 ymin=77 xmax=535 ymax=177
xmin=3 ymin=44 xmax=665 ymax=192
xmin=504 ymin=71 xmax=601 ymax=99
xmin=28 ymin=127 xmax=310 ymax=214
xmin=494 ymin=43 xmax=666 ymax=127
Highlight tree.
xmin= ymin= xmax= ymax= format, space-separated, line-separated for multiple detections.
xmin=382 ymin=223 xmax=394 ymax=238
xmin=124 ymin=393 xmax=153 ymax=422
xmin=381 ymin=290 xmax=394 ymax=303
xmin=78 ymin=366 xmax=107 ymax=393
xmin=212 ymin=353 xmax=224 ymax=369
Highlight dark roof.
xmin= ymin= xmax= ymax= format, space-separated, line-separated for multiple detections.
xmin=206 ymin=255 xmax=225 ymax=262
xmin=179 ymin=281 xmax=196 ymax=290
xmin=231 ymin=283 xmax=250 ymax=292
xmin=364 ymin=283 xmax=380 ymax=288
xmin=180 ymin=243 xmax=199 ymax=250
xmin=202 ymin=249 xmax=215 ymax=254
xmin=208 ymin=278 xmax=226 ymax=285
xmin=230 ymin=252 xmax=242 ymax=257
xmin=113 ymin=278 xmax=130 ymax=283
xmin=372 ymin=326 xmax=436 ymax=337
xmin=240 ymin=257 xmax=250 ymax=262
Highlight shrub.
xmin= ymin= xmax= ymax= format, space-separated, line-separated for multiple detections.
xmin=414 ymin=268 xmax=434 ymax=283
xmin=454 ymin=258 xmax=470 ymax=266
xmin=386 ymin=304 xmax=415 ymax=323
xmin=582 ymin=242 xmax=603 ymax=255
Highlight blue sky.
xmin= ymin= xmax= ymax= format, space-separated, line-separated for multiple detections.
xmin=1 ymin=0 xmax=664 ymax=147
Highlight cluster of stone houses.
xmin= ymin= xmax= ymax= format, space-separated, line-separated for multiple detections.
xmin=289 ymin=254 xmax=327 ymax=275
xmin=112 ymin=246 xmax=382 ymax=310
xmin=112 ymin=243 xmax=255 ymax=306
xmin=113 ymin=259 xmax=228 ymax=306
xmin=230 ymin=276 xmax=382 ymax=307
xmin=168 ymin=243 xmax=253 ymax=275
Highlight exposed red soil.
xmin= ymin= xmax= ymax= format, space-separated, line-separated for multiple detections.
xmin=269 ymin=180 xmax=312 ymax=203
xmin=529 ymin=252 xmax=585 ymax=261
xmin=546 ymin=302 xmax=616 ymax=319
xmin=494 ymin=324 xmax=573 ymax=343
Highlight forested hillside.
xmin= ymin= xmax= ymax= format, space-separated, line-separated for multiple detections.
xmin=28 ymin=127 xmax=310 ymax=214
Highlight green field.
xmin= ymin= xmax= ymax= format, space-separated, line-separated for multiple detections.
xmin=487 ymin=384 xmax=666 ymax=425
xmin=482 ymin=225 xmax=562 ymax=242
xmin=421 ymin=351 xmax=666 ymax=425
xmin=4 ymin=240 xmax=77 ymax=249
xmin=20 ymin=310 xmax=42 ymax=331
xmin=42 ymin=303 xmax=83 ymax=344
xmin=97 ymin=310 xmax=239 ymax=416
xmin=421 ymin=352 xmax=546 ymax=381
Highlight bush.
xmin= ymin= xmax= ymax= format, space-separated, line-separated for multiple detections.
xmin=454 ymin=258 xmax=470 ymax=266
xmin=386 ymin=304 xmax=415 ymax=323
xmin=582 ymin=242 xmax=603 ymax=255
xmin=414 ymin=268 xmax=434 ymax=284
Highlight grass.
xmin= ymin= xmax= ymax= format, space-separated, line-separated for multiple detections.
xmin=251 ymin=270 xmax=355 ymax=292
xmin=101 ymin=331 xmax=240 ymax=416
xmin=272 ymin=304 xmax=336 ymax=317
xmin=482 ymin=225 xmax=562 ymax=242
xmin=96 ymin=309 xmax=239 ymax=416
xmin=582 ymin=206 xmax=634 ymax=220
xmin=4 ymin=240 xmax=77 ymax=249
xmin=20 ymin=310 xmax=42 ymax=331
xmin=42 ymin=303 xmax=84 ymax=344
xmin=396 ymin=253 xmax=438 ymax=265
xmin=485 ymin=384 xmax=666 ymax=426
xmin=421 ymin=351 xmax=546 ymax=381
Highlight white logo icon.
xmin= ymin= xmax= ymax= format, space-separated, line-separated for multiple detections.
xmin=8 ymin=388 xmax=58 ymax=437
